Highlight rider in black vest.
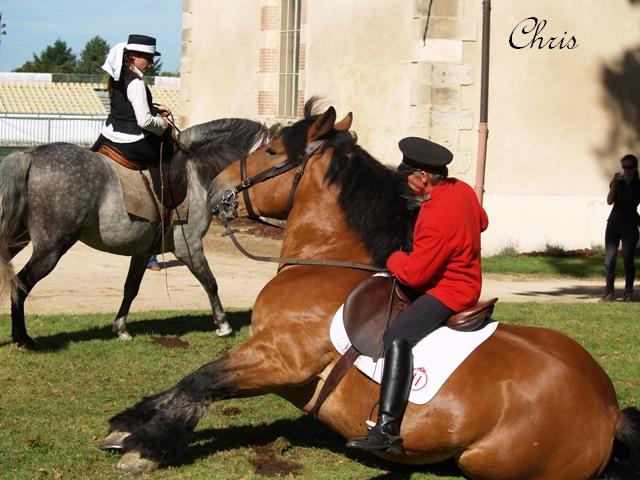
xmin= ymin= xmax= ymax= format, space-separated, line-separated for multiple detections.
xmin=92 ymin=34 xmax=172 ymax=169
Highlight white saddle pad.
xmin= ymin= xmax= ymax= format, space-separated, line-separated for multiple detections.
xmin=329 ymin=304 xmax=499 ymax=404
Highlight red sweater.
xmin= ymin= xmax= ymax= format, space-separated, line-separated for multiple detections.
xmin=386 ymin=179 xmax=488 ymax=312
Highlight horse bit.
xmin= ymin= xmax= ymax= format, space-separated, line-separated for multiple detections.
xmin=211 ymin=140 xmax=384 ymax=272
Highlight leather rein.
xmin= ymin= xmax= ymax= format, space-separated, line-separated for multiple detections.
xmin=212 ymin=141 xmax=385 ymax=273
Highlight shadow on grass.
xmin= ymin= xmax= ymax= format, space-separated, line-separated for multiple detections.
xmin=1 ymin=310 xmax=252 ymax=351
xmin=540 ymin=257 xmax=603 ymax=278
xmin=513 ymin=284 xmax=605 ymax=300
xmin=508 ymin=283 xmax=640 ymax=302
xmin=185 ymin=415 xmax=465 ymax=479
xmin=485 ymin=255 xmax=639 ymax=279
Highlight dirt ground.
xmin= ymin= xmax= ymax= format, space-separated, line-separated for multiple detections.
xmin=1 ymin=223 xmax=608 ymax=317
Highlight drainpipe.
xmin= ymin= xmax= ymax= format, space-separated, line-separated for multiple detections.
xmin=474 ymin=0 xmax=491 ymax=204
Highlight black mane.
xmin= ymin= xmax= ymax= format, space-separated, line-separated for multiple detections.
xmin=281 ymin=100 xmax=415 ymax=267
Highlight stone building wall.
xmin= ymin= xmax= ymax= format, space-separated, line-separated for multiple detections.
xmin=409 ymin=0 xmax=478 ymax=178
xmin=180 ymin=0 xmax=640 ymax=253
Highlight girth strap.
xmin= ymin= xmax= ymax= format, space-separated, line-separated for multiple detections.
xmin=310 ymin=345 xmax=360 ymax=419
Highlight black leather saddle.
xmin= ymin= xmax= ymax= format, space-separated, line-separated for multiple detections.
xmin=342 ymin=275 xmax=497 ymax=359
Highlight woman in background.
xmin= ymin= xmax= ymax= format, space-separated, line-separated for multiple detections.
xmin=602 ymin=154 xmax=640 ymax=302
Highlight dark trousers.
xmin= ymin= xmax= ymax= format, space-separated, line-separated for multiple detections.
xmin=383 ymin=293 xmax=455 ymax=351
xmin=92 ymin=132 xmax=170 ymax=168
xmin=605 ymin=223 xmax=639 ymax=294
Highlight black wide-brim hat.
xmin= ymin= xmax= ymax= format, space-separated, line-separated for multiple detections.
xmin=124 ymin=34 xmax=161 ymax=56
xmin=397 ymin=137 xmax=453 ymax=172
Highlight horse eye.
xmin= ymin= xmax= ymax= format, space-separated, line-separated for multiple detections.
xmin=265 ymin=147 xmax=277 ymax=156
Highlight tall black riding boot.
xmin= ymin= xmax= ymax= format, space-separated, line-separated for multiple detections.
xmin=346 ymin=338 xmax=413 ymax=454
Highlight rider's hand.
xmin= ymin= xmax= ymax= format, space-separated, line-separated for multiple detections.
xmin=157 ymin=105 xmax=172 ymax=117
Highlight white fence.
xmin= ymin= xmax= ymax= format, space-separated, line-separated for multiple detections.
xmin=0 ymin=113 xmax=107 ymax=146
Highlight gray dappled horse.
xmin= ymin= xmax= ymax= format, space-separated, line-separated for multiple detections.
xmin=0 ymin=118 xmax=268 ymax=349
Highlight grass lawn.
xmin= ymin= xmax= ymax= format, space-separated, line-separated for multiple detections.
xmin=483 ymin=253 xmax=640 ymax=278
xmin=0 ymin=304 xmax=639 ymax=479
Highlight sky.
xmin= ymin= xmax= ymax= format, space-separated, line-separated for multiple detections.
xmin=0 ymin=0 xmax=183 ymax=73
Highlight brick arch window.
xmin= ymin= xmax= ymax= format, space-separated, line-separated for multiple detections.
xmin=278 ymin=0 xmax=301 ymax=117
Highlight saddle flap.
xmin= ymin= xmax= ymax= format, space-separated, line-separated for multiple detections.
xmin=447 ymin=298 xmax=498 ymax=332
xmin=98 ymin=138 xmax=188 ymax=211
xmin=343 ymin=275 xmax=411 ymax=359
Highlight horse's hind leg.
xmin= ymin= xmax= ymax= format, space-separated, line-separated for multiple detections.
xmin=11 ymin=247 xmax=67 ymax=349
xmin=173 ymin=243 xmax=232 ymax=337
xmin=112 ymin=255 xmax=151 ymax=341
xmin=9 ymin=243 xmax=27 ymax=259
xmin=8 ymin=228 xmax=30 ymax=259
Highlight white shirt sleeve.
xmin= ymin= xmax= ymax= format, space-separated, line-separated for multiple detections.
xmin=126 ymin=78 xmax=168 ymax=135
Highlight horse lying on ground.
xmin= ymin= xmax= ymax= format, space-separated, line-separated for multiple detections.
xmin=101 ymin=101 xmax=640 ymax=479
xmin=0 ymin=118 xmax=269 ymax=349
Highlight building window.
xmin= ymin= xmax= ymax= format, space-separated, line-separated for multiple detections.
xmin=278 ymin=0 xmax=301 ymax=117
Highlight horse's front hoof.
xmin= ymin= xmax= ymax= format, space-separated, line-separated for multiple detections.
xmin=215 ymin=322 xmax=233 ymax=337
xmin=115 ymin=451 xmax=159 ymax=474
xmin=117 ymin=331 xmax=133 ymax=341
xmin=100 ymin=430 xmax=131 ymax=451
xmin=15 ymin=336 xmax=39 ymax=351
xmin=112 ymin=317 xmax=131 ymax=340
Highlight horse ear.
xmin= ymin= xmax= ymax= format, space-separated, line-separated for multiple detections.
xmin=334 ymin=112 xmax=353 ymax=132
xmin=307 ymin=106 xmax=336 ymax=142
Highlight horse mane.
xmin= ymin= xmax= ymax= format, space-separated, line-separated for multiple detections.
xmin=177 ymin=118 xmax=266 ymax=180
xmin=280 ymin=99 xmax=415 ymax=267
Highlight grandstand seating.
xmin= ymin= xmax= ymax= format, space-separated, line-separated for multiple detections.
xmin=0 ymin=81 xmax=182 ymax=117
xmin=149 ymin=85 xmax=181 ymax=117
xmin=0 ymin=82 xmax=107 ymax=115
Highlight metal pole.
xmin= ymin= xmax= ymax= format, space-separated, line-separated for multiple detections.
xmin=474 ymin=0 xmax=491 ymax=204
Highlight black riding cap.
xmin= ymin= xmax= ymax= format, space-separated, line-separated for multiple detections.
xmin=124 ymin=34 xmax=161 ymax=56
xmin=397 ymin=137 xmax=453 ymax=172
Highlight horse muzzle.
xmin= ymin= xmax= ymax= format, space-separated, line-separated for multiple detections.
xmin=211 ymin=188 xmax=239 ymax=222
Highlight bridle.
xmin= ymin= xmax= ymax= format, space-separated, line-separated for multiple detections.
xmin=241 ymin=139 xmax=323 ymax=223
xmin=211 ymin=140 xmax=385 ymax=273
xmin=213 ymin=139 xmax=324 ymax=224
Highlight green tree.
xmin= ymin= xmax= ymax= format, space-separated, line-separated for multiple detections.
xmin=76 ymin=36 xmax=109 ymax=74
xmin=146 ymin=59 xmax=164 ymax=77
xmin=14 ymin=39 xmax=77 ymax=73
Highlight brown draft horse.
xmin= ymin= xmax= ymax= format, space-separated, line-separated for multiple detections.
xmin=103 ymin=101 xmax=640 ymax=479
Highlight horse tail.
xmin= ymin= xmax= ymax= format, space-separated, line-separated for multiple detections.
xmin=602 ymin=407 xmax=640 ymax=479
xmin=0 ymin=150 xmax=32 ymax=302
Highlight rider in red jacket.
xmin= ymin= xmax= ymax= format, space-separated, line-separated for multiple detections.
xmin=347 ymin=137 xmax=489 ymax=454
xmin=388 ymin=173 xmax=488 ymax=312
